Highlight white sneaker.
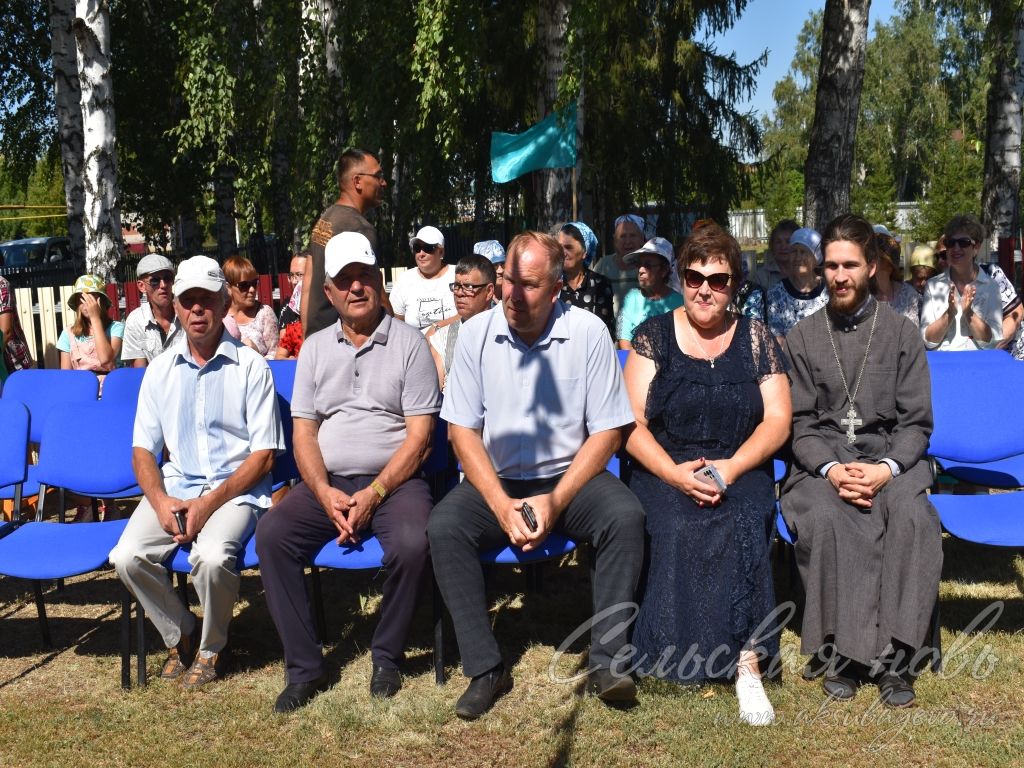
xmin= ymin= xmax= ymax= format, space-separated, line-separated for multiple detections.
xmin=736 ymin=674 xmax=775 ymax=726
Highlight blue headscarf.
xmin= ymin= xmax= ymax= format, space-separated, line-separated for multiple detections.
xmin=614 ymin=214 xmax=646 ymax=238
xmin=563 ymin=221 xmax=599 ymax=264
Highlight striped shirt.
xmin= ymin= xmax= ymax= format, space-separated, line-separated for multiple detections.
xmin=133 ymin=330 xmax=284 ymax=507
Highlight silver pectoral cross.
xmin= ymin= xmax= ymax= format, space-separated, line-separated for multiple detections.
xmin=841 ymin=407 xmax=862 ymax=444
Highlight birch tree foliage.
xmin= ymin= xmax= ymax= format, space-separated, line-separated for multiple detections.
xmin=0 ymin=1 xmax=56 ymax=196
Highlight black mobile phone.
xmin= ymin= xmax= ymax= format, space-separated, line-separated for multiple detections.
xmin=173 ymin=510 xmax=187 ymax=536
xmin=520 ymin=501 xmax=538 ymax=532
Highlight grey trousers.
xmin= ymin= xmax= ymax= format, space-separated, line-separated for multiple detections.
xmin=109 ymin=496 xmax=259 ymax=655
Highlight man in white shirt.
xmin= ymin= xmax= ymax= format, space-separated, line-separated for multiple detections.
xmin=390 ymin=225 xmax=458 ymax=331
xmin=121 ymin=253 xmax=182 ymax=366
xmin=109 ymin=255 xmax=284 ymax=687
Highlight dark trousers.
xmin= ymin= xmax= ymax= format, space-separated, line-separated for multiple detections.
xmin=427 ymin=471 xmax=645 ymax=678
xmin=256 ymin=475 xmax=433 ymax=684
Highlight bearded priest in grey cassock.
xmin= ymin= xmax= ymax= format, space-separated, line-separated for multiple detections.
xmin=781 ymin=213 xmax=942 ymax=709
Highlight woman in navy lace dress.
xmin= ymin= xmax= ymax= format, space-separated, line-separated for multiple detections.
xmin=623 ymin=223 xmax=792 ymax=726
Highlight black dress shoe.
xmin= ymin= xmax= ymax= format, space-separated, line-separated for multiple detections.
xmin=878 ymin=672 xmax=916 ymax=708
xmin=274 ymin=675 xmax=330 ymax=713
xmin=455 ymin=664 xmax=513 ymax=720
xmin=822 ymin=671 xmax=858 ymax=700
xmin=586 ymin=668 xmax=637 ymax=704
xmin=370 ymin=664 xmax=402 ymax=699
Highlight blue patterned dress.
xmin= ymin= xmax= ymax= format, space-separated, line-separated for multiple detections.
xmin=628 ymin=312 xmax=787 ymax=683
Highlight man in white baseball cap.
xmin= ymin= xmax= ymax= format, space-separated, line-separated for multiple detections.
xmin=390 ymin=225 xmax=458 ymax=331
xmin=257 ymin=230 xmax=441 ymax=711
xmin=110 ymin=253 xmax=284 ymax=688
xmin=121 ymin=253 xmax=181 ymax=366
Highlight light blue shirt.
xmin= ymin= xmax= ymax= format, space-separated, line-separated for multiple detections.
xmin=133 ymin=330 xmax=284 ymax=507
xmin=442 ymin=301 xmax=634 ymax=480
xmin=616 ymin=288 xmax=684 ymax=344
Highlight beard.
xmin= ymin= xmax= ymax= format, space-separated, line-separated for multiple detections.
xmin=827 ymin=277 xmax=871 ymax=315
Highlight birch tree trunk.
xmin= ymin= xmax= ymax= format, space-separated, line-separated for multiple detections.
xmin=534 ymin=0 xmax=573 ymax=230
xmin=72 ymin=0 xmax=122 ymax=281
xmin=802 ymin=0 xmax=871 ymax=230
xmin=982 ymin=2 xmax=1024 ymax=272
xmin=214 ymin=164 xmax=238 ymax=258
xmin=50 ymin=0 xmax=86 ymax=263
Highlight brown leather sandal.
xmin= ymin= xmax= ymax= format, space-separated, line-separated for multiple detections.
xmin=160 ymin=624 xmax=199 ymax=680
xmin=181 ymin=653 xmax=220 ymax=688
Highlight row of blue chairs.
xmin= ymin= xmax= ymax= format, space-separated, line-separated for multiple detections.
xmin=0 ymin=362 xmax=579 ymax=687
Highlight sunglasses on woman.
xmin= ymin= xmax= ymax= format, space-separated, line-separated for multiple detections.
xmin=683 ymin=269 xmax=732 ymax=292
xmin=945 ymin=237 xmax=975 ymax=249
xmin=412 ymin=242 xmax=439 ymax=255
xmin=234 ymin=279 xmax=258 ymax=291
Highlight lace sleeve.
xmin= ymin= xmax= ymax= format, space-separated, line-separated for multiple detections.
xmin=631 ymin=313 xmax=669 ymax=365
xmin=748 ymin=317 xmax=788 ymax=383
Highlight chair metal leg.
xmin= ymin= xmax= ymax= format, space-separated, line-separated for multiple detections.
xmin=525 ymin=562 xmax=542 ymax=594
xmin=121 ymin=589 xmax=132 ymax=689
xmin=310 ymin=567 xmax=326 ymax=644
xmin=32 ymin=580 xmax=51 ymax=648
xmin=136 ymin=601 xmax=148 ymax=686
xmin=34 ymin=483 xmax=47 ymax=522
xmin=432 ymin=576 xmax=445 ymax=685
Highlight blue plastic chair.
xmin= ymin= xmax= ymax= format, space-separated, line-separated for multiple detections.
xmin=0 ymin=400 xmax=30 ymax=526
xmin=0 ymin=370 xmax=100 ymax=507
xmin=0 ymin=369 xmax=99 ymax=443
xmin=927 ymin=352 xmax=1024 ymax=548
xmin=101 ymin=366 xmax=146 ymax=404
xmin=0 ymin=518 xmax=130 ymax=648
xmin=617 ymin=348 xmax=629 ymax=368
xmin=33 ymin=400 xmax=145 ymax=522
xmin=267 ymin=359 xmax=299 ymax=490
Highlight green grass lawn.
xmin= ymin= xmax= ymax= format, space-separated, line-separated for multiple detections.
xmin=0 ymin=535 xmax=1021 ymax=768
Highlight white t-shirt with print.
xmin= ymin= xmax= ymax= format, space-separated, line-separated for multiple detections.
xmin=389 ymin=264 xmax=458 ymax=329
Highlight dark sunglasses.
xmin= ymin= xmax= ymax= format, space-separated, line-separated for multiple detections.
xmin=413 ymin=242 xmax=439 ymax=255
xmin=449 ymin=281 xmax=489 ymax=295
xmin=683 ymin=268 xmax=732 ymax=292
xmin=946 ymin=237 xmax=975 ymax=249
xmin=353 ymin=170 xmax=387 ymax=182
xmin=144 ymin=273 xmax=174 ymax=288
xmin=233 ymin=279 xmax=258 ymax=291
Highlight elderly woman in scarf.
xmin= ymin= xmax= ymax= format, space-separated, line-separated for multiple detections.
xmin=557 ymin=221 xmax=615 ymax=339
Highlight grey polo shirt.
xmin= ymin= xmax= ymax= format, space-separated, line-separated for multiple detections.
xmin=442 ymin=302 xmax=634 ymax=480
xmin=292 ymin=312 xmax=441 ymax=476
xmin=121 ymin=302 xmax=182 ymax=362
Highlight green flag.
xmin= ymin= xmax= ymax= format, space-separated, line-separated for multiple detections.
xmin=490 ymin=103 xmax=577 ymax=184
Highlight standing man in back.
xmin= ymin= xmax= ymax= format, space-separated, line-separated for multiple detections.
xmin=302 ymin=148 xmax=387 ymax=337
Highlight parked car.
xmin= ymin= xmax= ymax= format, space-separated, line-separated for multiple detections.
xmin=0 ymin=237 xmax=75 ymax=268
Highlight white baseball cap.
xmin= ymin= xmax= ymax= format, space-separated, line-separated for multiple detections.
xmin=136 ymin=253 xmax=174 ymax=277
xmin=624 ymin=237 xmax=676 ymax=269
xmin=409 ymin=226 xmax=444 ymax=249
xmin=173 ymin=255 xmax=225 ymax=295
xmin=325 ymin=231 xmax=377 ymax=278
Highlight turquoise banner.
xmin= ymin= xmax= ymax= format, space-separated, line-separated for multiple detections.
xmin=490 ymin=102 xmax=577 ymax=184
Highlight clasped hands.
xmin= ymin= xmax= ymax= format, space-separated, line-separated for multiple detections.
xmin=494 ymin=493 xmax=558 ymax=552
xmin=826 ymin=461 xmax=893 ymax=509
xmin=321 ymin=486 xmax=382 ymax=545
xmin=670 ymin=457 xmax=733 ymax=508
xmin=154 ymin=494 xmax=216 ymax=545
